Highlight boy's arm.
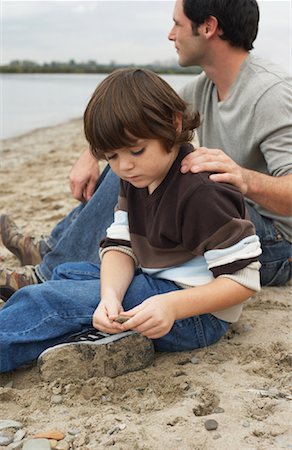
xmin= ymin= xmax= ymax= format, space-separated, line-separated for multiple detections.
xmin=120 ymin=275 xmax=255 ymax=339
xmin=92 ymin=250 xmax=135 ymax=334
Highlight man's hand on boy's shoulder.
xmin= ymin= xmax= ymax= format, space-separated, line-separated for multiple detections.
xmin=69 ymin=148 xmax=100 ymax=202
xmin=180 ymin=146 xmax=249 ymax=194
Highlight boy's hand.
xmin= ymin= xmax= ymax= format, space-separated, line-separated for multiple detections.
xmin=120 ymin=295 xmax=176 ymax=339
xmin=92 ymin=298 xmax=124 ymax=334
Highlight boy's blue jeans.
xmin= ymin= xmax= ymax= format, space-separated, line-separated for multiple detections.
xmin=0 ymin=263 xmax=229 ymax=372
xmin=36 ymin=166 xmax=291 ymax=286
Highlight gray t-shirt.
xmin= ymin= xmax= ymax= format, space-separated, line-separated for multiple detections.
xmin=180 ymin=53 xmax=292 ymax=242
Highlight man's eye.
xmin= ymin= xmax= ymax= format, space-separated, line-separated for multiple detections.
xmin=131 ymin=148 xmax=145 ymax=156
xmin=106 ymin=153 xmax=117 ymax=161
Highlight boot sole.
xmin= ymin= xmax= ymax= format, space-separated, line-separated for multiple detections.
xmin=38 ymin=331 xmax=155 ymax=381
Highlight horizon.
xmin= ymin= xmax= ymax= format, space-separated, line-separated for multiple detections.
xmin=1 ymin=1 xmax=292 ymax=74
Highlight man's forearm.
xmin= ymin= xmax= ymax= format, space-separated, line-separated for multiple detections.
xmin=243 ymin=170 xmax=292 ymax=216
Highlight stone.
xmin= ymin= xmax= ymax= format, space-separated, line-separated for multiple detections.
xmin=51 ymin=395 xmax=63 ymax=405
xmin=55 ymin=440 xmax=70 ymax=450
xmin=213 ymin=407 xmax=225 ymax=414
xmin=13 ymin=429 xmax=26 ymax=442
xmin=204 ymin=419 xmax=218 ymax=431
xmin=190 ymin=356 xmax=200 ymax=364
xmin=33 ymin=430 xmax=65 ymax=440
xmin=0 ymin=432 xmax=14 ymax=446
xmin=0 ymin=421 xmax=23 ymax=431
xmin=23 ymin=439 xmax=51 ymax=450
xmin=8 ymin=442 xmax=23 ymax=450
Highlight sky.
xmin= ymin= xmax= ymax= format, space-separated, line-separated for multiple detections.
xmin=1 ymin=0 xmax=292 ymax=74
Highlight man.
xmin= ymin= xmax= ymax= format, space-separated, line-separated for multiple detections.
xmin=1 ymin=0 xmax=291 ymax=298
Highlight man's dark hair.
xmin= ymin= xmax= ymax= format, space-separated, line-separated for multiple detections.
xmin=183 ymin=0 xmax=259 ymax=51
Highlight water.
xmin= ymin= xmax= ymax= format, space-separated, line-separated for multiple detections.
xmin=0 ymin=73 xmax=196 ymax=140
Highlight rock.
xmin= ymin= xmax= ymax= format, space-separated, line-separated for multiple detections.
xmin=23 ymin=439 xmax=51 ymax=450
xmin=213 ymin=406 xmax=225 ymax=414
xmin=212 ymin=433 xmax=222 ymax=440
xmin=33 ymin=430 xmax=65 ymax=440
xmin=51 ymin=395 xmax=63 ymax=405
xmin=13 ymin=429 xmax=26 ymax=442
xmin=55 ymin=440 xmax=70 ymax=450
xmin=190 ymin=356 xmax=200 ymax=364
xmin=0 ymin=421 xmax=23 ymax=431
xmin=8 ymin=442 xmax=23 ymax=450
xmin=49 ymin=439 xmax=58 ymax=449
xmin=68 ymin=429 xmax=80 ymax=436
xmin=0 ymin=432 xmax=14 ymax=446
xmin=204 ymin=419 xmax=218 ymax=431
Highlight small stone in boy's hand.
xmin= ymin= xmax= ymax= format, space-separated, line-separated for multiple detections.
xmin=113 ymin=315 xmax=129 ymax=324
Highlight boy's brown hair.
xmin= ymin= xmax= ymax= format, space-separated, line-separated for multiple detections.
xmin=84 ymin=68 xmax=199 ymax=160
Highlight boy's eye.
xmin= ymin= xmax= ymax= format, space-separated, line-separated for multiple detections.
xmin=131 ymin=148 xmax=145 ymax=156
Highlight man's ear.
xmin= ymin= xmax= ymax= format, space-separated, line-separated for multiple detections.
xmin=201 ymin=15 xmax=221 ymax=38
xmin=173 ymin=113 xmax=183 ymax=133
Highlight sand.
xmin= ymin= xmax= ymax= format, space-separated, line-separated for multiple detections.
xmin=0 ymin=120 xmax=291 ymax=450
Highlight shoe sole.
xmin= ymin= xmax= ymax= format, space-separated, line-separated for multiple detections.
xmin=38 ymin=331 xmax=155 ymax=381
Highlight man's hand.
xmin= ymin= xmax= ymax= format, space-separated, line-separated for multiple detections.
xmin=181 ymin=147 xmax=249 ymax=194
xmin=69 ymin=148 xmax=100 ymax=202
xmin=120 ymin=295 xmax=176 ymax=339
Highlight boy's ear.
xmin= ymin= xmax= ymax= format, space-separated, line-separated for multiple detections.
xmin=173 ymin=113 xmax=183 ymax=133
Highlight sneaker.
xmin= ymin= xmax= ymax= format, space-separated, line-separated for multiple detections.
xmin=0 ymin=265 xmax=39 ymax=301
xmin=38 ymin=328 xmax=155 ymax=381
xmin=0 ymin=214 xmax=47 ymax=265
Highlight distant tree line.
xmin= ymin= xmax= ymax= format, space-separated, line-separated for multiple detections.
xmin=0 ymin=59 xmax=201 ymax=75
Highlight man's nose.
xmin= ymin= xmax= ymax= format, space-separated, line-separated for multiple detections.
xmin=168 ymin=26 xmax=175 ymax=41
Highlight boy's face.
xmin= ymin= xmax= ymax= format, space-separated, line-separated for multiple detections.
xmin=105 ymin=139 xmax=179 ymax=194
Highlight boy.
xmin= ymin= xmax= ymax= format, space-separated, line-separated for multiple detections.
xmin=0 ymin=69 xmax=261 ymax=373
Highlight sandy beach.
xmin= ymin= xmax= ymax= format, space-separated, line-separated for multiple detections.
xmin=0 ymin=120 xmax=291 ymax=450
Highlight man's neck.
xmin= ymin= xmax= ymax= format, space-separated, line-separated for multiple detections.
xmin=202 ymin=47 xmax=249 ymax=101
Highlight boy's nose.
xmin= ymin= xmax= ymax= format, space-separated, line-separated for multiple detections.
xmin=119 ymin=157 xmax=134 ymax=171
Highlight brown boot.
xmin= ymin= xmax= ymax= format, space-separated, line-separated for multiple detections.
xmin=0 ymin=215 xmax=46 ymax=265
xmin=0 ymin=265 xmax=39 ymax=301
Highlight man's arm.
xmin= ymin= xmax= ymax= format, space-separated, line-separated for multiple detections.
xmin=181 ymin=147 xmax=292 ymax=215
xmin=69 ymin=148 xmax=100 ymax=202
xmin=92 ymin=250 xmax=135 ymax=334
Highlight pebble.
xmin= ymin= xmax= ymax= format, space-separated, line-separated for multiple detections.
xmin=212 ymin=433 xmax=222 ymax=440
xmin=0 ymin=421 xmax=23 ymax=431
xmin=55 ymin=440 xmax=70 ymax=450
xmin=8 ymin=442 xmax=23 ymax=450
xmin=51 ymin=395 xmax=63 ymax=405
xmin=190 ymin=356 xmax=200 ymax=364
xmin=68 ymin=429 xmax=80 ymax=435
xmin=34 ymin=430 xmax=65 ymax=440
xmin=13 ymin=429 xmax=26 ymax=442
xmin=0 ymin=433 xmax=14 ymax=446
xmin=213 ymin=407 xmax=225 ymax=414
xmin=242 ymin=421 xmax=250 ymax=428
xmin=204 ymin=419 xmax=218 ymax=431
xmin=23 ymin=439 xmax=51 ymax=450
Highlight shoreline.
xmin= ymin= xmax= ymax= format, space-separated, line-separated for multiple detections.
xmin=0 ymin=120 xmax=291 ymax=449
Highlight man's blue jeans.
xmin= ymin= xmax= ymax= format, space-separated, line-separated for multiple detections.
xmin=36 ymin=166 xmax=291 ymax=286
xmin=0 ymin=263 xmax=229 ymax=372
